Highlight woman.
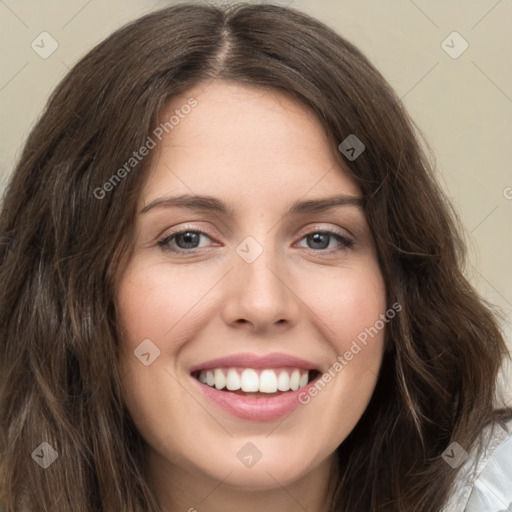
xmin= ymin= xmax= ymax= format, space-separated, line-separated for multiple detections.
xmin=0 ymin=3 xmax=510 ymax=511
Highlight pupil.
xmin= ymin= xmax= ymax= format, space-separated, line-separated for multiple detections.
xmin=308 ymin=233 xmax=329 ymax=249
xmin=177 ymin=231 xmax=199 ymax=249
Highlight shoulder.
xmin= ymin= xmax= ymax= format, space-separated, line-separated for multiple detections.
xmin=442 ymin=419 xmax=512 ymax=512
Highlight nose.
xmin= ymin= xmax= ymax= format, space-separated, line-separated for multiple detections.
xmin=220 ymin=242 xmax=301 ymax=333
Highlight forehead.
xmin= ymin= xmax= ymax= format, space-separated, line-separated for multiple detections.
xmin=141 ymin=80 xmax=360 ymax=208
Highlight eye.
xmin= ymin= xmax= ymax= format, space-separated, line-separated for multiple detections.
xmin=296 ymin=231 xmax=354 ymax=252
xmin=157 ymin=227 xmax=354 ymax=254
xmin=157 ymin=229 xmax=215 ymax=253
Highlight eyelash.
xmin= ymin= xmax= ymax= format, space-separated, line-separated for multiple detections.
xmin=156 ymin=225 xmax=355 ymax=255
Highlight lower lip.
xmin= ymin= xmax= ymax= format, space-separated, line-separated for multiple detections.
xmin=191 ymin=375 xmax=318 ymax=421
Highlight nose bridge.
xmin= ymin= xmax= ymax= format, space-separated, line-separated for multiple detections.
xmin=222 ymin=232 xmax=300 ymax=329
xmin=238 ymin=234 xmax=284 ymax=299
xmin=239 ymin=236 xmax=282 ymax=294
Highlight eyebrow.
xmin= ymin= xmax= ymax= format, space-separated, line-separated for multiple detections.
xmin=140 ymin=193 xmax=364 ymax=215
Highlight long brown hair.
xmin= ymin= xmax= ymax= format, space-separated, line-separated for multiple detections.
xmin=1 ymin=3 xmax=510 ymax=511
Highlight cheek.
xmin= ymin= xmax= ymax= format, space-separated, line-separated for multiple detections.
xmin=300 ymin=259 xmax=387 ymax=351
xmin=116 ymin=261 xmax=215 ymax=351
xmin=116 ymin=260 xmax=225 ymax=428
xmin=294 ymin=259 xmax=387 ymax=424
xmin=116 ymin=264 xmax=198 ymax=452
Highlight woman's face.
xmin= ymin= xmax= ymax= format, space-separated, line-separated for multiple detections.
xmin=117 ymin=80 xmax=387 ymax=494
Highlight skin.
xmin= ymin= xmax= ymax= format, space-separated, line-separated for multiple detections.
xmin=117 ymin=79 xmax=387 ymax=512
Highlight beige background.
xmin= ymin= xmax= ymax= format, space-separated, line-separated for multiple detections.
xmin=1 ymin=0 xmax=511 ymax=403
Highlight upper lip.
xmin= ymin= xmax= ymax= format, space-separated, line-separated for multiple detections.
xmin=189 ymin=352 xmax=321 ymax=373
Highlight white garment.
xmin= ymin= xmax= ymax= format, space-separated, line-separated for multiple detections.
xmin=442 ymin=420 xmax=512 ymax=512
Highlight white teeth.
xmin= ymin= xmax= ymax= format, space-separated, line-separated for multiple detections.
xmin=259 ymin=369 xmax=278 ymax=393
xmin=290 ymin=369 xmax=300 ymax=391
xmin=240 ymin=369 xmax=259 ymax=392
xmin=196 ymin=368 xmax=311 ymax=393
xmin=214 ymin=368 xmax=226 ymax=390
xmin=226 ymin=368 xmax=241 ymax=391
xmin=277 ymin=370 xmax=290 ymax=391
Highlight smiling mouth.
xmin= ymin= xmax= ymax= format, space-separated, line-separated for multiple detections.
xmin=191 ymin=367 xmax=321 ymax=398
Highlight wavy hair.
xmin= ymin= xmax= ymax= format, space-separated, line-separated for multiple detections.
xmin=1 ymin=3 xmax=510 ymax=511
